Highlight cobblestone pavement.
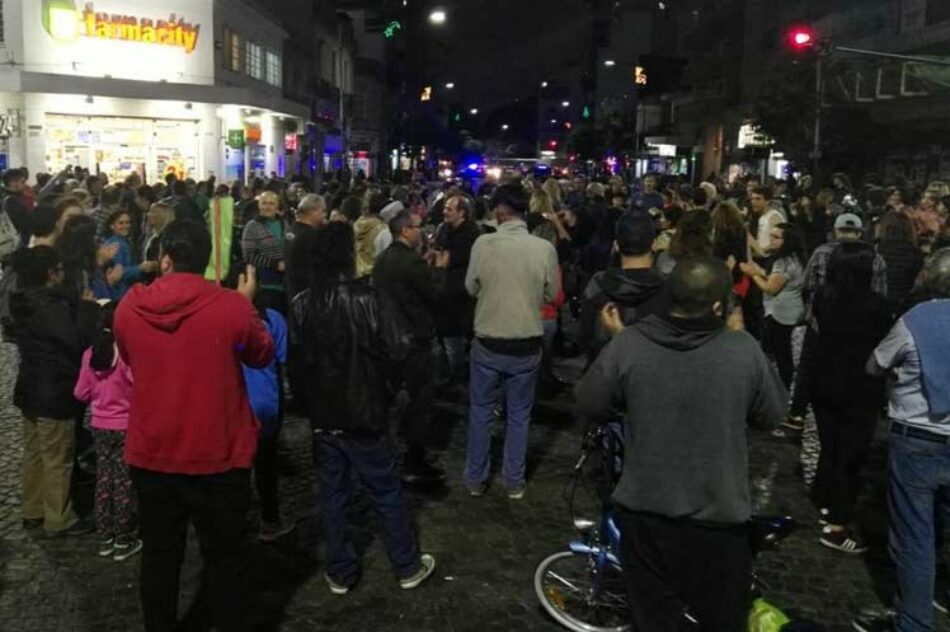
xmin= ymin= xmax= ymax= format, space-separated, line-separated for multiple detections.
xmin=2 ymin=339 xmax=950 ymax=632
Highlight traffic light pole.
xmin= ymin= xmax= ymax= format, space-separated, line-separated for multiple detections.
xmin=813 ymin=57 xmax=822 ymax=185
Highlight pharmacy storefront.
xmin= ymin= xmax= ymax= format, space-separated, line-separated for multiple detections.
xmin=0 ymin=0 xmax=304 ymax=183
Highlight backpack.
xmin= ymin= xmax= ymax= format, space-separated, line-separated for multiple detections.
xmin=0 ymin=197 xmax=22 ymax=260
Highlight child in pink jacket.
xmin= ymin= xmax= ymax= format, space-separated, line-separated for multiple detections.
xmin=73 ymin=302 xmax=139 ymax=561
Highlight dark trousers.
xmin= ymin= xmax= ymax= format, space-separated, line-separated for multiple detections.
xmin=789 ymin=327 xmax=813 ymax=418
xmin=811 ymin=401 xmax=876 ymax=525
xmin=764 ymin=316 xmax=795 ymax=390
xmin=93 ymin=429 xmax=136 ymax=540
xmin=254 ymin=434 xmax=280 ymax=524
xmin=617 ymin=509 xmax=752 ymax=632
xmin=315 ymin=432 xmax=420 ymax=586
xmin=131 ymin=467 xmax=251 ymax=632
xmin=402 ymin=341 xmax=435 ymax=457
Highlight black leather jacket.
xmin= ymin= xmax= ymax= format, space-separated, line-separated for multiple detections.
xmin=291 ymin=275 xmax=398 ymax=434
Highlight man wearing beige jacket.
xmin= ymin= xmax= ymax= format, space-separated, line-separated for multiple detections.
xmin=462 ymin=182 xmax=559 ymax=500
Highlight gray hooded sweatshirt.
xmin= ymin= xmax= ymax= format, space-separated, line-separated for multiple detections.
xmin=576 ymin=313 xmax=786 ymax=525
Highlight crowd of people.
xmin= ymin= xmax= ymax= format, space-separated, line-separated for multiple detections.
xmin=4 ymin=160 xmax=950 ymax=631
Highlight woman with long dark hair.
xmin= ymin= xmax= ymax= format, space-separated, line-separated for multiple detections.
xmin=740 ymin=222 xmax=806 ymax=389
xmin=57 ymin=215 xmax=117 ymax=301
xmin=804 ymin=242 xmax=893 ymax=554
xmin=102 ymin=210 xmax=158 ymax=300
xmin=291 ymin=222 xmax=434 ymax=593
xmin=654 ymin=210 xmax=712 ymax=279
xmin=876 ymin=211 xmax=923 ymax=314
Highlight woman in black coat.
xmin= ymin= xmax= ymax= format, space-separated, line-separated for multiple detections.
xmin=11 ymin=246 xmax=98 ymax=535
xmin=803 ymin=241 xmax=893 ymax=555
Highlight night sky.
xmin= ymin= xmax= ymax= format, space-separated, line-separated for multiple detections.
xmin=415 ymin=0 xmax=592 ymax=111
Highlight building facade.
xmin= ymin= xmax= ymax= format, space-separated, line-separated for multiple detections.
xmin=0 ymin=0 xmax=361 ymax=186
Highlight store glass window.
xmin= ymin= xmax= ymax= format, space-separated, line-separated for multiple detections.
xmin=246 ymin=42 xmax=263 ymax=80
xmin=266 ymin=50 xmax=282 ymax=87
xmin=227 ymin=31 xmax=243 ymax=72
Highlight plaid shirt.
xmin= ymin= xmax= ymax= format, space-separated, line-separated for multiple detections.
xmin=803 ymin=240 xmax=888 ymax=305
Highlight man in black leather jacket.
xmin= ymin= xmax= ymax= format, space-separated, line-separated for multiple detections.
xmin=291 ymin=223 xmax=436 ymax=594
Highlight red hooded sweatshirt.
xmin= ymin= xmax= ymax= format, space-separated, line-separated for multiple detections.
xmin=115 ymin=273 xmax=274 ymax=474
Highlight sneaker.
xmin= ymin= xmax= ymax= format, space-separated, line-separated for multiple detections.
xmin=98 ymin=537 xmax=115 ymax=557
xmin=818 ymin=508 xmax=830 ymax=526
xmin=852 ymin=614 xmax=894 ymax=631
xmin=402 ymin=459 xmax=447 ymax=484
xmin=820 ymin=526 xmax=868 ymax=554
xmin=48 ymin=518 xmax=95 ymax=538
xmin=467 ymin=482 xmax=488 ymax=497
xmin=112 ymin=538 xmax=142 ymax=562
xmin=782 ymin=415 xmax=805 ymax=431
xmin=324 ymin=572 xmax=351 ymax=595
xmin=259 ymin=520 xmax=296 ymax=543
xmin=507 ymin=482 xmax=527 ymax=500
xmin=22 ymin=518 xmax=43 ymax=530
xmin=399 ymin=553 xmax=436 ymax=590
xmin=935 ymin=593 xmax=949 ymax=614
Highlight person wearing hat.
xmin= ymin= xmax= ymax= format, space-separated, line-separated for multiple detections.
xmin=803 ymin=213 xmax=888 ymax=303
xmin=781 ymin=213 xmax=889 ymax=433
xmin=579 ymin=211 xmax=669 ymax=365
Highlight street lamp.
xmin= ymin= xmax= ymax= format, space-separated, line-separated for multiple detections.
xmin=550 ymin=119 xmax=557 ymax=124
xmin=469 ymin=108 xmax=479 ymax=115
xmin=604 ymin=59 xmax=616 ymax=67
xmin=429 ymin=9 xmax=446 ymax=25
xmin=501 ymin=124 xmax=509 ymax=131
xmin=561 ymin=101 xmax=570 ymax=108
xmin=541 ymin=81 xmax=548 ymax=88
xmin=445 ymin=82 xmax=455 ymax=89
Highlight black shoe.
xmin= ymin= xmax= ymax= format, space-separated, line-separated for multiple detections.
xmin=48 ymin=518 xmax=95 ymax=538
xmin=820 ymin=526 xmax=868 ymax=554
xmin=852 ymin=614 xmax=894 ymax=632
xmin=402 ymin=459 xmax=446 ymax=484
xmin=22 ymin=518 xmax=43 ymax=530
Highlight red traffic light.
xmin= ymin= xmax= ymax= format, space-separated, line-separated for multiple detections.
xmin=787 ymin=26 xmax=814 ymax=50
xmin=548 ymin=140 xmax=558 ymax=149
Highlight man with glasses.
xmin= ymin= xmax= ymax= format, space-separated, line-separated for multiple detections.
xmin=374 ymin=210 xmax=449 ymax=483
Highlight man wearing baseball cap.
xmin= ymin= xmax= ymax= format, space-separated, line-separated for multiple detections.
xmin=783 ymin=212 xmax=889 ymax=432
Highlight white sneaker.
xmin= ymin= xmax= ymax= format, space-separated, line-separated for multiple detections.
xmin=399 ymin=553 xmax=436 ymax=589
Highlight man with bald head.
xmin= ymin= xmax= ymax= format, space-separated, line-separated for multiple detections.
xmin=576 ymin=255 xmax=786 ymax=632
xmin=285 ymin=194 xmax=327 ymax=299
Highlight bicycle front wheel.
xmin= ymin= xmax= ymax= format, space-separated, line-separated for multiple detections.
xmin=534 ymin=550 xmax=631 ymax=632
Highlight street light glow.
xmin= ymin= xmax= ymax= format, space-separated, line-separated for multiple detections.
xmin=429 ymin=9 xmax=447 ymax=24
xmin=470 ymin=108 xmax=479 ymax=115
xmin=550 ymin=119 xmax=557 ymax=124
xmin=604 ymin=59 xmax=616 ymax=67
xmin=501 ymin=124 xmax=509 ymax=130
xmin=561 ymin=101 xmax=570 ymax=108
xmin=541 ymin=81 xmax=548 ymax=88
xmin=445 ymin=82 xmax=455 ymax=89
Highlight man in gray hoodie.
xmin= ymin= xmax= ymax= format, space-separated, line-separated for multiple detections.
xmin=576 ymin=256 xmax=786 ymax=632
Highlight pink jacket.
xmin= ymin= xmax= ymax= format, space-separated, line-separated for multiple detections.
xmin=73 ymin=347 xmax=133 ymax=431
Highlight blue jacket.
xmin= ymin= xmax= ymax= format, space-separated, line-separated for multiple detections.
xmin=103 ymin=235 xmax=142 ymax=300
xmin=242 ymin=308 xmax=287 ymax=437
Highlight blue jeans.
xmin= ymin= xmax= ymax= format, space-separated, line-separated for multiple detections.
xmin=889 ymin=433 xmax=950 ymax=631
xmin=315 ymin=432 xmax=420 ymax=586
xmin=464 ymin=339 xmax=541 ymax=489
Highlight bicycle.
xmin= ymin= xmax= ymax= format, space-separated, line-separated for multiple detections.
xmin=534 ymin=422 xmax=796 ymax=632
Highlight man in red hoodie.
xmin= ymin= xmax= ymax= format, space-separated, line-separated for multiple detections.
xmin=115 ymin=220 xmax=274 ymax=632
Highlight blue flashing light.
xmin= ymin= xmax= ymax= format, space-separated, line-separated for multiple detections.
xmin=467 ymin=162 xmax=481 ymax=171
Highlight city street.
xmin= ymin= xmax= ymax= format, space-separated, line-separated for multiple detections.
xmin=1 ymin=341 xmax=946 ymax=632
